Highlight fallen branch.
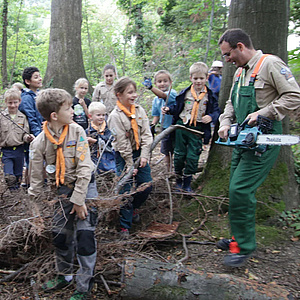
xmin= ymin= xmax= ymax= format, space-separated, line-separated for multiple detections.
xmin=0 ymin=263 xmax=29 ymax=283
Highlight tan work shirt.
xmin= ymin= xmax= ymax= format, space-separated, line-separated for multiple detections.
xmin=220 ymin=50 xmax=300 ymax=127
xmin=0 ymin=109 xmax=30 ymax=147
xmin=107 ymin=104 xmax=153 ymax=168
xmin=28 ymin=122 xmax=94 ymax=206
xmin=179 ymin=89 xmax=208 ymax=124
xmin=92 ymin=81 xmax=118 ymax=114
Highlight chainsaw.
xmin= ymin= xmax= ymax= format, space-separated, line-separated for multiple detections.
xmin=215 ymin=115 xmax=300 ymax=153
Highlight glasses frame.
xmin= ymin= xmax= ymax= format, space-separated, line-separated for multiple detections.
xmin=222 ymin=46 xmax=236 ymax=59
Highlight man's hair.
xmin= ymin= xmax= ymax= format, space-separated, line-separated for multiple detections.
xmin=189 ymin=62 xmax=209 ymax=76
xmin=36 ymin=88 xmax=72 ymax=121
xmin=4 ymin=88 xmax=21 ymax=102
xmin=74 ymin=78 xmax=89 ymax=91
xmin=22 ymin=67 xmax=40 ymax=88
xmin=218 ymin=28 xmax=254 ymax=49
xmin=88 ymin=102 xmax=106 ymax=115
xmin=103 ymin=64 xmax=116 ymax=74
xmin=154 ymin=70 xmax=172 ymax=83
xmin=114 ymin=77 xmax=136 ymax=96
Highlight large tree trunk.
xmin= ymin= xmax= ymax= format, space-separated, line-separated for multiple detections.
xmin=121 ymin=259 xmax=290 ymax=300
xmin=43 ymin=0 xmax=88 ymax=95
xmin=204 ymin=0 xmax=299 ymax=210
xmin=1 ymin=0 xmax=8 ymax=89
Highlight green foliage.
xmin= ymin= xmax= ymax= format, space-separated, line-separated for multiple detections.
xmin=256 ymin=163 xmax=288 ymax=222
xmin=279 ymin=207 xmax=300 ymax=237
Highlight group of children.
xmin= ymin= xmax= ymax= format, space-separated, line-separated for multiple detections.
xmin=0 ymin=61 xmax=219 ymax=299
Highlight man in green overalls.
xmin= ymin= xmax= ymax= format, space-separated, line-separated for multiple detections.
xmin=217 ymin=28 xmax=300 ymax=267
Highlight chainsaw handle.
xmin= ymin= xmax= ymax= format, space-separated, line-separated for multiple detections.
xmin=240 ymin=118 xmax=250 ymax=129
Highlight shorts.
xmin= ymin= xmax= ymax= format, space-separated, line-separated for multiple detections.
xmin=160 ymin=128 xmax=174 ymax=156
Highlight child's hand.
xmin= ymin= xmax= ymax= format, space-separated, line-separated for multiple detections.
xmin=201 ymin=115 xmax=212 ymax=124
xmin=142 ymin=77 xmax=152 ymax=90
xmin=139 ymin=157 xmax=148 ymax=168
xmin=26 ymin=134 xmax=35 ymax=143
xmin=70 ymin=203 xmax=88 ymax=220
xmin=78 ymin=98 xmax=87 ymax=107
xmin=161 ymin=106 xmax=169 ymax=114
xmin=87 ymin=137 xmax=97 ymax=144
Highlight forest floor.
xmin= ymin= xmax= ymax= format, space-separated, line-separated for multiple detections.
xmin=0 ymin=143 xmax=299 ymax=300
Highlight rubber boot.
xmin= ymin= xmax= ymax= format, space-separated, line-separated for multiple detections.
xmin=175 ymin=176 xmax=182 ymax=192
xmin=182 ymin=175 xmax=193 ymax=192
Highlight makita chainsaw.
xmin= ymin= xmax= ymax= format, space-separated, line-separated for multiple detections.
xmin=215 ymin=115 xmax=300 ymax=153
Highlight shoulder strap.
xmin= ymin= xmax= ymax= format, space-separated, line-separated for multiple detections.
xmin=235 ymin=54 xmax=270 ymax=83
xmin=249 ymin=54 xmax=270 ymax=84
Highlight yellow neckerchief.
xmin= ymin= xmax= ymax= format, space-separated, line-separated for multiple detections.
xmin=116 ymin=100 xmax=140 ymax=150
xmin=189 ymin=85 xmax=207 ymax=126
xmin=43 ymin=121 xmax=69 ymax=187
xmin=91 ymin=120 xmax=106 ymax=135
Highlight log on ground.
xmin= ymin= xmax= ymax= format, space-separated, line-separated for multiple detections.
xmin=121 ymin=258 xmax=291 ymax=300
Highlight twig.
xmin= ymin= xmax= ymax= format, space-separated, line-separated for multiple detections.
xmin=100 ymin=274 xmax=112 ymax=296
xmin=0 ymin=263 xmax=29 ymax=283
xmin=120 ymin=260 xmax=125 ymax=283
xmin=178 ymin=235 xmax=189 ymax=264
xmin=165 ymin=177 xmax=173 ymax=224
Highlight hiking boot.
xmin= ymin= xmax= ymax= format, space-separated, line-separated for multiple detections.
xmin=69 ymin=290 xmax=88 ymax=300
xmin=132 ymin=209 xmax=141 ymax=224
xmin=223 ymin=253 xmax=251 ymax=268
xmin=216 ymin=238 xmax=234 ymax=251
xmin=120 ymin=228 xmax=130 ymax=239
xmin=42 ymin=275 xmax=71 ymax=292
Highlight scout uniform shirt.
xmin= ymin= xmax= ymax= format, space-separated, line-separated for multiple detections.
xmin=179 ymin=89 xmax=208 ymax=124
xmin=0 ymin=109 xmax=30 ymax=147
xmin=28 ymin=122 xmax=94 ymax=206
xmin=107 ymin=104 xmax=153 ymax=168
xmin=220 ymin=50 xmax=300 ymax=128
xmin=92 ymin=81 xmax=118 ymax=114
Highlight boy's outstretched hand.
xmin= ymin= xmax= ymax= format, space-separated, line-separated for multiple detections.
xmin=70 ymin=203 xmax=88 ymax=220
xmin=142 ymin=77 xmax=153 ymax=90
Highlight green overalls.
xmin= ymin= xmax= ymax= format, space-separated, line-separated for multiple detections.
xmin=229 ymin=56 xmax=281 ymax=255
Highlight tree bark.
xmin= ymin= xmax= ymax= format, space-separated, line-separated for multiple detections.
xmin=43 ymin=0 xmax=88 ymax=95
xmin=1 ymin=0 xmax=8 ymax=89
xmin=121 ymin=258 xmax=291 ymax=300
xmin=205 ymin=0 xmax=299 ymax=209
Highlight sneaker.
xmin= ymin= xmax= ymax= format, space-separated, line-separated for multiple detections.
xmin=69 ymin=291 xmax=88 ymax=300
xmin=224 ymin=253 xmax=251 ymax=267
xmin=132 ymin=209 xmax=141 ymax=224
xmin=42 ymin=275 xmax=71 ymax=292
xmin=216 ymin=238 xmax=234 ymax=251
xmin=120 ymin=228 xmax=130 ymax=239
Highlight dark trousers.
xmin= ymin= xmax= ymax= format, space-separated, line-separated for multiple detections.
xmin=115 ymin=150 xmax=152 ymax=229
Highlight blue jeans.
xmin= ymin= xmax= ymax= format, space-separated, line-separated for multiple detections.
xmin=115 ymin=150 xmax=152 ymax=229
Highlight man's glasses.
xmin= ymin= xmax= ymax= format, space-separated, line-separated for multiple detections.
xmin=222 ymin=47 xmax=236 ymax=59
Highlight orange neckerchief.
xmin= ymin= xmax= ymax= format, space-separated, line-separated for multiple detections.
xmin=189 ymin=85 xmax=207 ymax=126
xmin=43 ymin=121 xmax=69 ymax=186
xmin=91 ymin=120 xmax=106 ymax=135
xmin=116 ymin=100 xmax=140 ymax=150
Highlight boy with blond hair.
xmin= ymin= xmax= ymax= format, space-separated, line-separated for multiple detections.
xmin=142 ymin=70 xmax=177 ymax=172
xmin=0 ymin=88 xmax=34 ymax=190
xmin=162 ymin=62 xmax=220 ymax=192
xmin=86 ymin=102 xmax=116 ymax=173
xmin=28 ymin=88 xmax=98 ymax=300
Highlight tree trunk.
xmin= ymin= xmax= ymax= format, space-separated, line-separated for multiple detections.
xmin=121 ymin=258 xmax=291 ymax=300
xmin=43 ymin=0 xmax=88 ymax=95
xmin=204 ymin=0 xmax=299 ymax=209
xmin=1 ymin=0 xmax=8 ymax=89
